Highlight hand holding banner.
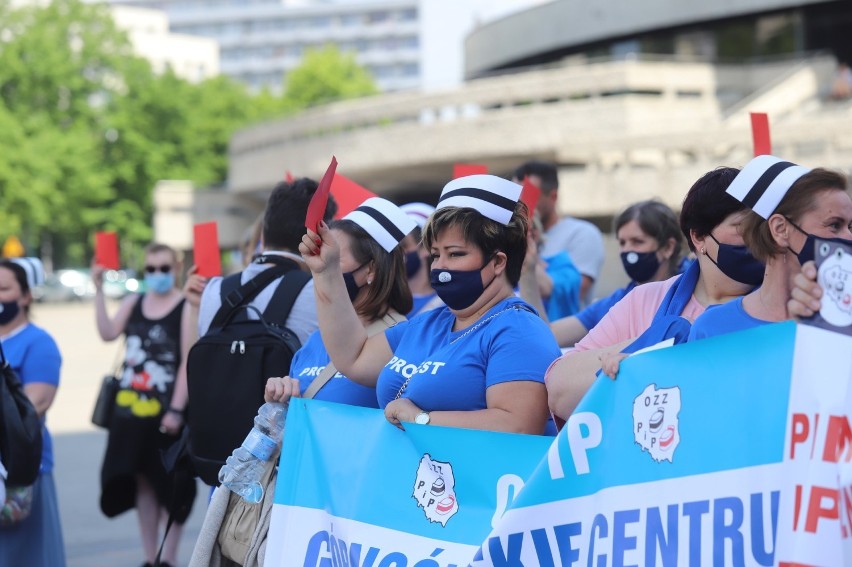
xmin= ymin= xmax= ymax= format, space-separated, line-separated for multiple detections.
xmin=94 ymin=231 xmax=120 ymax=270
xmin=193 ymin=222 xmax=222 ymax=278
xmin=305 ymin=156 xmax=338 ymax=233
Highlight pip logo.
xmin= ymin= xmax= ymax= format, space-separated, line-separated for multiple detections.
xmin=633 ymin=384 xmax=681 ymax=462
xmin=412 ymin=454 xmax=458 ymax=526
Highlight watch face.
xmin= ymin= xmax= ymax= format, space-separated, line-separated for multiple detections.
xmin=415 ymin=412 xmax=429 ymax=425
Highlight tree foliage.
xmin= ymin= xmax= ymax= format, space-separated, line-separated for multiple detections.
xmin=283 ymin=44 xmax=378 ymax=109
xmin=0 ymin=1 xmax=377 ymax=266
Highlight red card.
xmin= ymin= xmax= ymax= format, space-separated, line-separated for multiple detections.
xmin=750 ymin=112 xmax=771 ymax=156
xmin=452 ymin=163 xmax=488 ymax=179
xmin=94 ymin=231 xmax=120 ymax=270
xmin=331 ymin=174 xmax=378 ymax=218
xmin=193 ymin=222 xmax=222 ymax=278
xmin=305 ymin=156 xmax=338 ymax=233
xmin=285 ymin=170 xmax=294 ymax=183
xmin=520 ymin=177 xmax=542 ymax=220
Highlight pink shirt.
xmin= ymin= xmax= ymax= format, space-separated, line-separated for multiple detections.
xmin=570 ymin=274 xmax=705 ymax=353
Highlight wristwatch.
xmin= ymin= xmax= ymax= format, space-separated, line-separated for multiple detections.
xmin=414 ymin=411 xmax=431 ymax=425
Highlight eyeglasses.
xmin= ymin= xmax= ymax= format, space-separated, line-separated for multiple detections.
xmin=144 ymin=265 xmax=172 ymax=274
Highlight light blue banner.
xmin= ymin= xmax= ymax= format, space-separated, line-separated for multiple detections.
xmin=267 ymin=321 xmax=847 ymax=566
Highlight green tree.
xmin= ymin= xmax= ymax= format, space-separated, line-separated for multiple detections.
xmin=283 ymin=44 xmax=378 ymax=109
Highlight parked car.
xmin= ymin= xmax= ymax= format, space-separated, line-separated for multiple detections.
xmin=102 ymin=269 xmax=141 ymax=299
xmin=32 ymin=268 xmax=140 ymax=303
xmin=32 ymin=269 xmax=95 ymax=303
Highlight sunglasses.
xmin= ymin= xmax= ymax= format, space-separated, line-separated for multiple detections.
xmin=144 ymin=265 xmax=172 ymax=274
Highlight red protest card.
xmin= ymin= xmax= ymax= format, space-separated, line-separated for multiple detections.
xmin=193 ymin=222 xmax=222 ymax=278
xmin=453 ymin=163 xmax=488 ymax=179
xmin=520 ymin=177 xmax=542 ymax=219
xmin=285 ymin=170 xmax=295 ymax=183
xmin=94 ymin=231 xmax=120 ymax=270
xmin=750 ymin=112 xmax=771 ymax=156
xmin=331 ymin=173 xmax=378 ymax=218
xmin=305 ymin=156 xmax=338 ymax=233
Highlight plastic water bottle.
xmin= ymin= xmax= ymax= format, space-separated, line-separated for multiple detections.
xmin=219 ymin=402 xmax=287 ymax=503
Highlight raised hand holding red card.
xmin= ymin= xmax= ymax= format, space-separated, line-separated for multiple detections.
xmin=750 ymin=112 xmax=771 ymax=157
xmin=193 ymin=222 xmax=222 ymax=277
xmin=452 ymin=163 xmax=488 ymax=179
xmin=305 ymin=156 xmax=338 ymax=233
xmin=94 ymin=231 xmax=120 ymax=270
xmin=331 ymin=173 xmax=377 ymax=218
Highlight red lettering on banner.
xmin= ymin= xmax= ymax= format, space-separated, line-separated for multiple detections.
xmin=804 ymin=486 xmax=839 ymax=533
xmin=790 ymin=413 xmax=809 ymax=459
xmin=794 ymin=484 xmax=803 ymax=531
xmin=821 ymin=415 xmax=852 ymax=463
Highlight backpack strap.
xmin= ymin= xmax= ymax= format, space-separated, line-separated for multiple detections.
xmin=301 ymin=311 xmax=406 ymax=400
xmin=260 ymin=270 xmax=312 ymax=326
xmin=209 ymin=265 xmax=290 ymax=330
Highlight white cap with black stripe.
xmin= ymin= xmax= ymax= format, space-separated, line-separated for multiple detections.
xmin=437 ymin=174 xmax=522 ymax=226
xmin=8 ymin=257 xmax=45 ymax=290
xmin=726 ymin=155 xmax=811 ymax=219
xmin=344 ymin=197 xmax=417 ymax=252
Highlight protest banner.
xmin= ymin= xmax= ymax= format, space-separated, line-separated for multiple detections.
xmin=265 ymin=321 xmax=852 ymax=566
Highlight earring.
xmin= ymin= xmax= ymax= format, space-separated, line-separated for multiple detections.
xmin=700 ymin=247 xmax=706 ymax=255
xmin=367 ymin=278 xmax=372 ymax=285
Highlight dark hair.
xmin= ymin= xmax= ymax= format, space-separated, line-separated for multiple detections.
xmin=263 ymin=178 xmax=338 ymax=251
xmin=329 ymin=219 xmax=412 ymax=319
xmin=513 ymin=160 xmax=558 ymax=193
xmin=0 ymin=260 xmax=32 ymax=315
xmin=422 ymin=201 xmax=530 ymax=287
xmin=680 ymin=167 xmax=747 ymax=252
xmin=614 ymin=200 xmax=684 ymax=275
xmin=742 ymin=168 xmax=849 ymax=262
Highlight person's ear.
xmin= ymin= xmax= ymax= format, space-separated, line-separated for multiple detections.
xmin=366 ymin=261 xmax=376 ymax=285
xmin=492 ymin=251 xmax=508 ymax=276
xmin=690 ymin=230 xmax=707 ymax=256
xmin=659 ymin=237 xmax=677 ymax=260
xmin=767 ymin=214 xmax=791 ymax=247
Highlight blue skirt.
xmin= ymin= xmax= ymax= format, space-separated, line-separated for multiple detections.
xmin=0 ymin=472 xmax=66 ymax=567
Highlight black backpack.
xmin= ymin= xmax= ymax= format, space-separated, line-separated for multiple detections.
xmin=0 ymin=340 xmax=43 ymax=486
xmin=186 ymin=256 xmax=311 ymax=485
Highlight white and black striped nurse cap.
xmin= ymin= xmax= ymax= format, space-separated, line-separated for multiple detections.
xmin=344 ymin=197 xmax=417 ymax=253
xmin=726 ymin=155 xmax=811 ymax=219
xmin=8 ymin=257 xmax=45 ymax=290
xmin=436 ymin=174 xmax=523 ymax=226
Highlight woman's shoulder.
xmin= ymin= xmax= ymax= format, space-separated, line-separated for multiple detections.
xmin=12 ymin=323 xmax=60 ymax=354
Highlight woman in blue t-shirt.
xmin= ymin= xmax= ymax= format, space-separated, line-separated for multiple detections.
xmin=265 ymin=198 xmax=415 ymax=407
xmin=298 ymin=175 xmax=561 ymax=435
xmin=548 ymin=200 xmax=685 ymax=348
xmin=689 ymin=161 xmax=852 ymax=340
xmin=0 ymin=258 xmax=65 ymax=567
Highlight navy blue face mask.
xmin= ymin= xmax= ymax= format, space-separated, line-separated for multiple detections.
xmin=0 ymin=300 xmax=20 ymax=325
xmin=430 ymin=255 xmax=496 ymax=311
xmin=706 ymin=233 xmax=765 ymax=286
xmin=620 ymin=250 xmax=660 ymax=283
xmin=787 ymin=218 xmax=852 ymax=265
xmin=342 ymin=262 xmax=368 ymax=302
xmin=405 ymin=250 xmax=421 ymax=279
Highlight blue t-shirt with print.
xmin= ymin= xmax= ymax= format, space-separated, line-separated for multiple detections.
xmin=688 ymin=296 xmax=769 ymax=342
xmin=289 ymin=330 xmax=379 ymax=408
xmin=377 ymin=297 xmax=561 ymax=433
xmin=1 ymin=324 xmax=62 ymax=474
xmin=575 ymin=282 xmax=637 ymax=331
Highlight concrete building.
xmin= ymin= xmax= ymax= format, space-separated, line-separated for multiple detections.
xmin=110 ymin=5 xmax=219 ymax=83
xmin=107 ymin=0 xmax=546 ymax=93
xmin=224 ymin=0 xmax=852 ymax=220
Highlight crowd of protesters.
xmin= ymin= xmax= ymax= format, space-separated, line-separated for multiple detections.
xmin=1 ymin=152 xmax=850 ymax=566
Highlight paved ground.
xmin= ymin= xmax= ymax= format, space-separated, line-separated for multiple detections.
xmin=39 ymin=300 xmax=207 ymax=567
